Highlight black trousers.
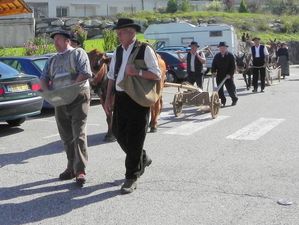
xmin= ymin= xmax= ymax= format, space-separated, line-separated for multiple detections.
xmin=252 ymin=58 xmax=266 ymax=91
xmin=112 ymin=91 xmax=150 ymax=179
xmin=252 ymin=68 xmax=266 ymax=91
xmin=187 ymin=71 xmax=203 ymax=89
xmin=216 ymin=75 xmax=238 ymax=104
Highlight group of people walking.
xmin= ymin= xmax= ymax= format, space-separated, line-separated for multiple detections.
xmin=40 ymin=17 xmax=290 ymax=194
xmin=40 ymin=18 xmax=161 ymax=194
xmin=178 ymin=35 xmax=289 ymax=107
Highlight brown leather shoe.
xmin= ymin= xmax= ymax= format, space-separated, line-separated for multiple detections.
xmin=120 ymin=179 xmax=137 ymax=194
xmin=59 ymin=169 xmax=75 ymax=180
xmin=76 ymin=171 xmax=86 ymax=187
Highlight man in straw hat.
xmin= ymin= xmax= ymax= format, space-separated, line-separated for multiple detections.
xmin=211 ymin=41 xmax=238 ymax=107
xmin=249 ymin=37 xmax=269 ymax=92
xmin=40 ymin=30 xmax=92 ymax=186
xmin=104 ymin=18 xmax=161 ymax=194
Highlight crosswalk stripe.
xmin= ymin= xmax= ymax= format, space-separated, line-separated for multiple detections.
xmin=163 ymin=114 xmax=229 ymax=136
xmin=226 ymin=117 xmax=285 ymax=140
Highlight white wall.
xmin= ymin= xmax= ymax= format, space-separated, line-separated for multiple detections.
xmin=0 ymin=13 xmax=35 ymax=47
xmin=25 ymin=0 xmax=168 ymax=17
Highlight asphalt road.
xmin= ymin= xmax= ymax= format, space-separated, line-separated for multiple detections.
xmin=1 ymin=66 xmax=299 ymax=225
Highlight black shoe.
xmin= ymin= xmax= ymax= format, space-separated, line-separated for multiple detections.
xmin=231 ymin=98 xmax=238 ymax=106
xmin=59 ymin=169 xmax=75 ymax=180
xmin=221 ymin=100 xmax=226 ymax=107
xmin=261 ymin=89 xmax=264 ymax=93
xmin=120 ymin=179 xmax=137 ymax=194
xmin=252 ymin=89 xmax=257 ymax=93
xmin=140 ymin=156 xmax=152 ymax=176
xmin=75 ymin=172 xmax=86 ymax=187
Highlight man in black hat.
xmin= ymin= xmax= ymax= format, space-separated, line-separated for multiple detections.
xmin=104 ymin=18 xmax=161 ymax=194
xmin=177 ymin=41 xmax=206 ymax=89
xmin=211 ymin=41 xmax=238 ymax=106
xmin=249 ymin=37 xmax=269 ymax=92
xmin=40 ymin=30 xmax=92 ymax=186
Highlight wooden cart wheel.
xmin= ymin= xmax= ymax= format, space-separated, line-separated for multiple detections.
xmin=173 ymin=92 xmax=183 ymax=117
xmin=210 ymin=92 xmax=220 ymax=119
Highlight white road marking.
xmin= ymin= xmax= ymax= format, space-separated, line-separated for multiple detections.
xmin=43 ymin=133 xmax=60 ymax=139
xmin=226 ymin=117 xmax=285 ymax=140
xmin=164 ymin=114 xmax=229 ymax=136
xmin=159 ymin=111 xmax=175 ymax=120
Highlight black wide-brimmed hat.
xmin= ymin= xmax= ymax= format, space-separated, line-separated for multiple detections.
xmin=218 ymin=41 xmax=229 ymax=47
xmin=252 ymin=37 xmax=261 ymax=41
xmin=50 ymin=30 xmax=72 ymax=39
xmin=113 ymin=18 xmax=141 ymax=32
xmin=189 ymin=41 xmax=199 ymax=47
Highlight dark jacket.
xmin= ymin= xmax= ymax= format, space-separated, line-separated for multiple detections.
xmin=211 ymin=52 xmax=235 ymax=78
xmin=276 ymin=48 xmax=289 ymax=61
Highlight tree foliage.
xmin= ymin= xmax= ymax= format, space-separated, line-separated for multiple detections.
xmin=166 ymin=0 xmax=178 ymax=13
xmin=223 ymin=0 xmax=234 ymax=11
xmin=102 ymin=29 xmax=118 ymax=52
xmin=267 ymin=0 xmax=299 ymax=15
xmin=71 ymin=24 xmax=88 ymax=49
xmin=181 ymin=0 xmax=191 ymax=12
xmin=239 ymin=0 xmax=249 ymax=13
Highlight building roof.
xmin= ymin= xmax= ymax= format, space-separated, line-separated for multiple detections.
xmin=0 ymin=0 xmax=32 ymax=17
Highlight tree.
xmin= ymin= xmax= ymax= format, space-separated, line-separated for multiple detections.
xmin=239 ymin=0 xmax=248 ymax=13
xmin=181 ymin=0 xmax=191 ymax=12
xmin=102 ymin=29 xmax=118 ymax=52
xmin=166 ymin=0 xmax=178 ymax=13
xmin=223 ymin=0 xmax=234 ymax=11
xmin=71 ymin=25 xmax=88 ymax=49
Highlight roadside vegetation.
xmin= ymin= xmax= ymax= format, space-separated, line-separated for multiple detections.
xmin=0 ymin=0 xmax=298 ymax=57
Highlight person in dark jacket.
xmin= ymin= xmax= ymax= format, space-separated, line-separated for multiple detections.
xmin=211 ymin=41 xmax=238 ymax=107
xmin=276 ymin=42 xmax=289 ymax=79
xmin=177 ymin=41 xmax=206 ymax=89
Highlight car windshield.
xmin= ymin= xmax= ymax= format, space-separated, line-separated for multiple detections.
xmin=168 ymin=51 xmax=186 ymax=58
xmin=0 ymin=62 xmax=19 ymax=77
xmin=32 ymin=58 xmax=48 ymax=71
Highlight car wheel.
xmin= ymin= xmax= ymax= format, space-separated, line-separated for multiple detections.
xmin=166 ymin=71 xmax=177 ymax=83
xmin=6 ymin=118 xmax=26 ymax=126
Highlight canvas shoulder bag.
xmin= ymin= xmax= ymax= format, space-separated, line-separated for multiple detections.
xmin=118 ymin=41 xmax=161 ymax=107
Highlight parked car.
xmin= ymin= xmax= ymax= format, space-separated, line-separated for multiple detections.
xmin=157 ymin=46 xmax=191 ymax=52
xmin=0 ymin=56 xmax=52 ymax=108
xmin=0 ymin=61 xmax=43 ymax=126
xmin=157 ymin=50 xmax=188 ymax=83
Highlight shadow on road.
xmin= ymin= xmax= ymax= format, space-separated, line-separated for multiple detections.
xmin=0 ymin=125 xmax=24 ymax=137
xmin=0 ymin=140 xmax=63 ymax=168
xmin=0 ymin=178 xmax=122 ymax=225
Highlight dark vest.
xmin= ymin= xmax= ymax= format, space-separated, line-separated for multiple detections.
xmin=114 ymin=41 xmax=147 ymax=77
xmin=251 ymin=45 xmax=265 ymax=59
xmin=251 ymin=45 xmax=265 ymax=66
xmin=187 ymin=52 xmax=203 ymax=73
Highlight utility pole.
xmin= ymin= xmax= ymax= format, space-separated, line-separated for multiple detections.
xmin=141 ymin=0 xmax=144 ymax=10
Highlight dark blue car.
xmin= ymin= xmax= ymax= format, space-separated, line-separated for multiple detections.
xmin=0 ymin=56 xmax=53 ymax=108
xmin=0 ymin=61 xmax=43 ymax=126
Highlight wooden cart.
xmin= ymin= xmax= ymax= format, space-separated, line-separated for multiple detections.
xmin=164 ymin=75 xmax=230 ymax=118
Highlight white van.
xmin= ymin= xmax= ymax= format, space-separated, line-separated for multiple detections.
xmin=144 ymin=22 xmax=239 ymax=70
